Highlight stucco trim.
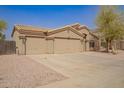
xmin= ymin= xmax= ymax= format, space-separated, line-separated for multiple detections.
xmin=24 ymin=35 xmax=81 ymax=40
xmin=54 ymin=37 xmax=81 ymax=40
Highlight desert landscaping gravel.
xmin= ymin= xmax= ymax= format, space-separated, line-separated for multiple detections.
xmin=0 ymin=55 xmax=67 ymax=88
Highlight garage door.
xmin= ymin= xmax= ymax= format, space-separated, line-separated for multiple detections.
xmin=26 ymin=37 xmax=47 ymax=54
xmin=54 ymin=39 xmax=83 ymax=53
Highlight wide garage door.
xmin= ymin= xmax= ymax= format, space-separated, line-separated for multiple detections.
xmin=54 ymin=39 xmax=83 ymax=53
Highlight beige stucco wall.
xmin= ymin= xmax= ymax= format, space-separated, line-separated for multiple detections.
xmin=46 ymin=39 xmax=54 ymax=54
xmin=79 ymin=29 xmax=90 ymax=51
xmin=69 ymin=30 xmax=82 ymax=38
xmin=50 ymin=31 xmax=69 ymax=37
xmin=12 ymin=31 xmax=25 ymax=55
xmin=50 ymin=30 xmax=81 ymax=38
xmin=79 ymin=29 xmax=89 ymax=35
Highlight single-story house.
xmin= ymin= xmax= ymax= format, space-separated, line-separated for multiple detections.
xmin=11 ymin=23 xmax=99 ymax=55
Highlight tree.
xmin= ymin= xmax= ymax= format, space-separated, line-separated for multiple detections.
xmin=96 ymin=6 xmax=124 ymax=54
xmin=0 ymin=20 xmax=7 ymax=40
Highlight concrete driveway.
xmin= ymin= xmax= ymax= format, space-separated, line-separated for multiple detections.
xmin=28 ymin=51 xmax=124 ymax=88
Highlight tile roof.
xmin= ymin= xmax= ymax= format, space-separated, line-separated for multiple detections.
xmin=15 ymin=25 xmax=49 ymax=32
xmin=11 ymin=25 xmax=50 ymax=37
xmin=11 ymin=23 xmax=92 ymax=38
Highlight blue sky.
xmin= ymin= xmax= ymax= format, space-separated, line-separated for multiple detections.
xmin=0 ymin=5 xmax=123 ymax=39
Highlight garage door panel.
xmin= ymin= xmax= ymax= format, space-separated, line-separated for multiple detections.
xmin=54 ymin=39 xmax=82 ymax=53
xmin=26 ymin=38 xmax=47 ymax=54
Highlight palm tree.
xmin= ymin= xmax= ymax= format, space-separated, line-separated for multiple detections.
xmin=0 ymin=20 xmax=7 ymax=40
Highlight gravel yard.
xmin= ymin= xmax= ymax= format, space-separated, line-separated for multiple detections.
xmin=0 ymin=55 xmax=67 ymax=88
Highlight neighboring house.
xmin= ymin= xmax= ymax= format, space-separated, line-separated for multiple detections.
xmin=11 ymin=23 xmax=99 ymax=55
xmin=92 ymin=30 xmax=124 ymax=50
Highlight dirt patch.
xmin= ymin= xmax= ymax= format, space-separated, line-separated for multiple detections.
xmin=0 ymin=55 xmax=67 ymax=88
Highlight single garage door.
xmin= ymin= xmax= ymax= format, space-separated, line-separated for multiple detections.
xmin=26 ymin=37 xmax=47 ymax=54
xmin=54 ymin=39 xmax=83 ymax=53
